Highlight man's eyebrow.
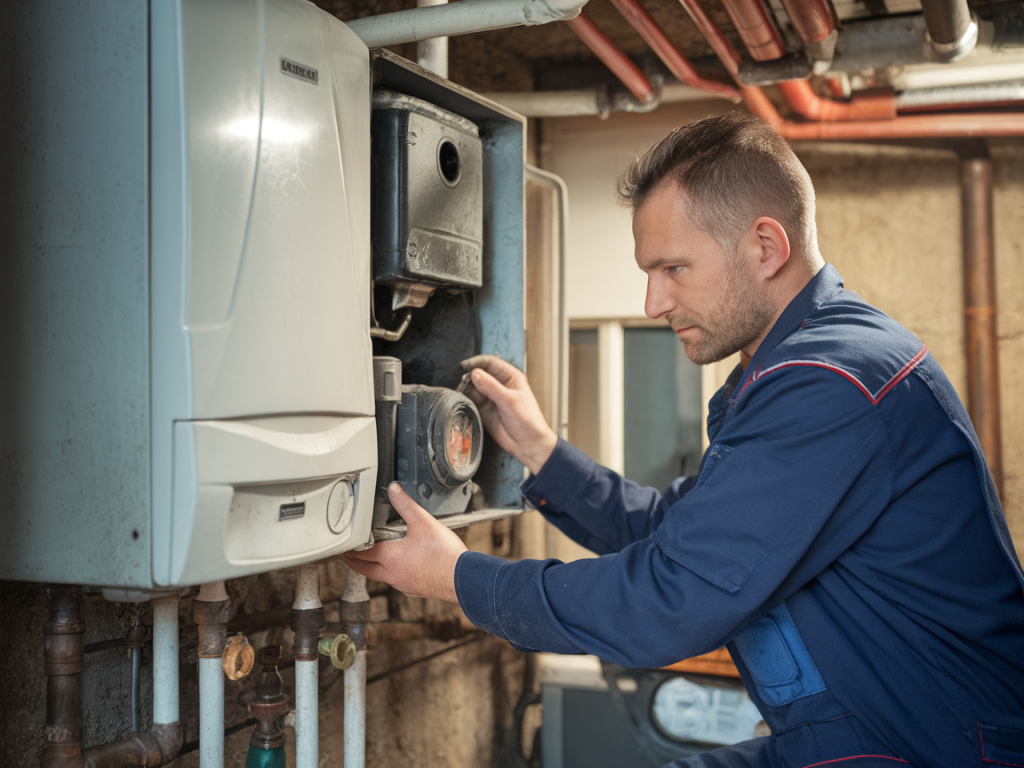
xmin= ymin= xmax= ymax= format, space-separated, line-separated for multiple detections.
xmin=637 ymin=255 xmax=683 ymax=270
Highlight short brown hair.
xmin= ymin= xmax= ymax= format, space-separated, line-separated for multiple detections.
xmin=617 ymin=112 xmax=817 ymax=259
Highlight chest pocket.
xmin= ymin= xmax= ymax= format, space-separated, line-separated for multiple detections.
xmin=732 ymin=602 xmax=827 ymax=708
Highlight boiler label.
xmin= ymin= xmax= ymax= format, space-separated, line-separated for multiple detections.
xmin=280 ymin=58 xmax=318 ymax=85
xmin=279 ymin=502 xmax=306 ymax=521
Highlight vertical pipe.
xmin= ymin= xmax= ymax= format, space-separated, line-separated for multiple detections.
xmin=961 ymin=154 xmax=1003 ymax=497
xmin=292 ymin=564 xmax=323 ymax=768
xmin=341 ymin=567 xmax=370 ymax=768
xmin=42 ymin=586 xmax=85 ymax=768
xmin=195 ymin=582 xmax=230 ymax=768
xmin=344 ymin=652 xmax=367 ymax=768
xmin=152 ymin=595 xmax=180 ymax=726
xmin=417 ymin=0 xmax=449 ymax=78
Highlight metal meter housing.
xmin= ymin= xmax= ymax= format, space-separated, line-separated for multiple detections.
xmin=395 ymin=385 xmax=483 ymax=518
xmin=371 ymin=91 xmax=483 ymax=290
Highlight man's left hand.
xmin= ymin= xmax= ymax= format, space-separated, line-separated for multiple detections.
xmin=342 ymin=483 xmax=467 ymax=603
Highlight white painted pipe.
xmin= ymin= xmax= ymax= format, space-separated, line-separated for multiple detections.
xmin=344 ymin=651 xmax=367 ymax=768
xmin=346 ymin=0 xmax=588 ymax=48
xmin=485 ymin=81 xmax=711 ymax=117
xmin=198 ymin=657 xmax=224 ymax=768
xmin=151 ymin=595 xmax=180 ymax=725
xmin=197 ymin=582 xmax=228 ymax=768
xmin=417 ymin=0 xmax=449 ymax=78
xmin=294 ymin=564 xmax=322 ymax=768
xmin=342 ymin=568 xmax=369 ymax=768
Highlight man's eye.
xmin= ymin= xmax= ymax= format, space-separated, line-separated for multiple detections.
xmin=668 ymin=266 xmax=683 ymax=276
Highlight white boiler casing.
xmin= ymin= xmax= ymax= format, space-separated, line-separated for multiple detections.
xmin=0 ymin=0 xmax=377 ymax=587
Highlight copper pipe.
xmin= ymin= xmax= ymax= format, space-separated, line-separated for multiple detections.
xmin=608 ymin=0 xmax=740 ymax=100
xmin=82 ymin=724 xmax=182 ymax=768
xmin=565 ymin=13 xmax=657 ymax=103
xmin=778 ymin=80 xmax=896 ymax=121
xmin=719 ymin=0 xmax=784 ymax=60
xmin=43 ymin=587 xmax=85 ymax=768
xmin=779 ymin=0 xmax=835 ymax=44
xmin=961 ymin=155 xmax=1003 ymax=497
xmin=673 ymin=0 xmax=1024 ymax=138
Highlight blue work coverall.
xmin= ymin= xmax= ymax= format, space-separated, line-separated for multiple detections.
xmin=455 ymin=265 xmax=1024 ymax=767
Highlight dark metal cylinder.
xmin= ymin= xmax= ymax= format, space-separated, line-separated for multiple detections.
xmin=961 ymin=154 xmax=1003 ymax=498
xmin=339 ymin=599 xmax=371 ymax=651
xmin=194 ymin=598 xmax=233 ymax=659
xmin=43 ymin=587 xmax=85 ymax=768
xmin=922 ymin=0 xmax=973 ymax=45
xmin=290 ymin=607 xmax=325 ymax=661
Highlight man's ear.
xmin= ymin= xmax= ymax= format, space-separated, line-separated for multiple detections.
xmin=748 ymin=217 xmax=790 ymax=279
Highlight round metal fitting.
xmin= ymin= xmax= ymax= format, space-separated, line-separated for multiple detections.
xmin=223 ymin=634 xmax=255 ymax=680
xmin=318 ymin=634 xmax=357 ymax=670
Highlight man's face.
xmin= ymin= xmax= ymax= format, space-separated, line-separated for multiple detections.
xmin=633 ymin=183 xmax=775 ymax=366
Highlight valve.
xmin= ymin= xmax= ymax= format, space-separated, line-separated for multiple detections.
xmin=318 ymin=634 xmax=357 ymax=670
xmin=223 ymin=633 xmax=255 ymax=681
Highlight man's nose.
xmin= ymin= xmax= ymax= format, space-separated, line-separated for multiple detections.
xmin=644 ymin=276 xmax=672 ymax=319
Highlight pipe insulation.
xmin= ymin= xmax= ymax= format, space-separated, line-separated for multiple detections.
xmin=195 ymin=582 xmax=231 ymax=768
xmin=341 ymin=567 xmax=370 ymax=768
xmin=346 ymin=0 xmax=588 ymax=48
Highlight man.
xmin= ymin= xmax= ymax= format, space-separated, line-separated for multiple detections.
xmin=345 ymin=113 xmax=1024 ymax=767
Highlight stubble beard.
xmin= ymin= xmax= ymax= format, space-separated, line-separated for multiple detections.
xmin=670 ymin=260 xmax=777 ymax=366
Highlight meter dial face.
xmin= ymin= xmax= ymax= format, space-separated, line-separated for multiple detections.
xmin=446 ymin=409 xmax=475 ymax=472
xmin=651 ymin=677 xmax=710 ymax=741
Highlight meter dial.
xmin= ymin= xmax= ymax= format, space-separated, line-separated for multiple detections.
xmin=428 ymin=391 xmax=483 ymax=487
xmin=651 ymin=676 xmax=711 ymax=741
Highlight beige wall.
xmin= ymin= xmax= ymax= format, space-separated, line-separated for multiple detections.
xmin=543 ymin=107 xmax=1024 ymax=553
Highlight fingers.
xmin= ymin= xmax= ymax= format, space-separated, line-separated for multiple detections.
xmin=461 ymin=354 xmax=521 ymax=387
xmin=387 ymin=483 xmax=432 ymax=532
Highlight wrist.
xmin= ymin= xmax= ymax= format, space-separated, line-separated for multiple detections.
xmin=521 ymin=431 xmax=558 ymax=476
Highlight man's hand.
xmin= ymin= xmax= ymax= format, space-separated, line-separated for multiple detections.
xmin=342 ymin=483 xmax=466 ymax=603
xmin=460 ymin=355 xmax=558 ymax=475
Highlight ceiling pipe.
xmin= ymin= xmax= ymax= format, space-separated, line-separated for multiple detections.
xmin=607 ymin=0 xmax=740 ymax=100
xmin=673 ymin=0 xmax=1024 ymax=138
xmin=961 ymin=151 xmax=1003 ymax=498
xmin=485 ymin=80 xmax=717 ymax=118
xmin=719 ymin=0 xmax=898 ymax=121
xmin=345 ymin=0 xmax=588 ymax=48
xmin=922 ymin=0 xmax=978 ymax=62
xmin=565 ymin=13 xmax=657 ymax=103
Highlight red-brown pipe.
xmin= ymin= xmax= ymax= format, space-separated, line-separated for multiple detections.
xmin=779 ymin=0 xmax=835 ymax=44
xmin=565 ymin=13 xmax=656 ymax=104
xmin=673 ymin=0 xmax=1024 ymax=138
xmin=720 ymin=0 xmax=785 ymax=61
xmin=43 ymin=587 xmax=85 ymax=768
xmin=609 ymin=0 xmax=740 ymax=100
xmin=778 ymin=80 xmax=896 ymax=121
xmin=961 ymin=155 xmax=1003 ymax=497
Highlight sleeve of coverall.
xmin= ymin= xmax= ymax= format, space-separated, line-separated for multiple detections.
xmin=520 ymin=438 xmax=697 ymax=555
xmin=455 ymin=366 xmax=895 ymax=668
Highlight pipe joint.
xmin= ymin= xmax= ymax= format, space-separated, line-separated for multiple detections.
xmin=925 ymin=14 xmax=978 ymax=62
xmin=290 ymin=607 xmax=325 ymax=661
xmin=193 ymin=599 xmax=232 ymax=659
xmin=339 ymin=600 xmax=371 ymax=651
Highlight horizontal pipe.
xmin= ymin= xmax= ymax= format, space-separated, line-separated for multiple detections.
xmin=778 ymin=80 xmax=896 ymax=121
xmin=674 ymin=0 xmax=1024 ymax=138
xmin=608 ymin=0 xmax=739 ymax=100
xmin=565 ymin=13 xmax=656 ymax=103
xmin=346 ymin=0 xmax=587 ymax=48
xmin=896 ymin=81 xmax=1024 ymax=111
xmin=485 ymin=80 xmax=713 ymax=117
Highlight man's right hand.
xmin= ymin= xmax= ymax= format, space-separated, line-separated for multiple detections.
xmin=460 ymin=355 xmax=558 ymax=476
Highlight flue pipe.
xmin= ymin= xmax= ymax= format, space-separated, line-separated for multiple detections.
xmin=346 ymin=0 xmax=588 ymax=48
xmin=673 ymin=0 xmax=1024 ymax=138
xmin=608 ymin=0 xmax=739 ymax=100
xmin=961 ymin=152 xmax=1003 ymax=497
xmin=417 ymin=0 xmax=449 ymax=78
xmin=42 ymin=586 xmax=85 ymax=768
xmin=292 ymin=564 xmax=324 ymax=768
xmin=565 ymin=13 xmax=657 ymax=103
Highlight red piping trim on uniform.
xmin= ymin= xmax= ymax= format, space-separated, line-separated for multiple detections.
xmin=800 ymin=757 xmax=909 ymax=767
xmin=747 ymin=344 xmax=928 ymax=405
